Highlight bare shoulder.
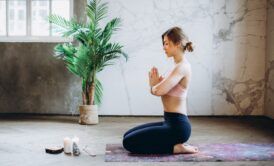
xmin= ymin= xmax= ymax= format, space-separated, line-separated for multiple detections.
xmin=175 ymin=62 xmax=191 ymax=75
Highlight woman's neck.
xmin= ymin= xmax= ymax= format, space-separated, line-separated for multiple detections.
xmin=173 ymin=51 xmax=185 ymax=64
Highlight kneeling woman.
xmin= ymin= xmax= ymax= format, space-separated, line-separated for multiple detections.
xmin=122 ymin=26 xmax=199 ymax=154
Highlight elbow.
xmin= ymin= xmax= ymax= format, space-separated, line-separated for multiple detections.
xmin=152 ymin=87 xmax=166 ymax=96
xmin=154 ymin=91 xmax=165 ymax=96
xmin=153 ymin=92 xmax=162 ymax=96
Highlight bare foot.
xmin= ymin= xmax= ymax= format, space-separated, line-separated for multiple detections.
xmin=173 ymin=143 xmax=199 ymax=154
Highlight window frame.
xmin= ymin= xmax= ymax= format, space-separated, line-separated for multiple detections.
xmin=0 ymin=0 xmax=74 ymax=42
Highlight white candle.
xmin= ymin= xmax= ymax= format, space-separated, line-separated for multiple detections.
xmin=63 ymin=137 xmax=72 ymax=153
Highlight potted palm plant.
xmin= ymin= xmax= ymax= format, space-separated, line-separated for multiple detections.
xmin=48 ymin=0 xmax=128 ymax=125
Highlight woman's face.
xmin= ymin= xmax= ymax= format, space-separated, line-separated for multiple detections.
xmin=163 ymin=35 xmax=180 ymax=57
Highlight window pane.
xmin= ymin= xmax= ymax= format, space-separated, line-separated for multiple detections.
xmin=31 ymin=0 xmax=49 ymax=36
xmin=0 ymin=0 xmax=6 ymax=35
xmin=8 ymin=0 xmax=26 ymax=36
xmin=52 ymin=0 xmax=70 ymax=36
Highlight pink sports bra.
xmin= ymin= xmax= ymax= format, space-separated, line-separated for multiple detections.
xmin=166 ymin=83 xmax=188 ymax=98
xmin=163 ymin=60 xmax=190 ymax=98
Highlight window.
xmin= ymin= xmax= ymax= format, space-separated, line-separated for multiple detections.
xmin=0 ymin=0 xmax=73 ymax=42
xmin=0 ymin=1 xmax=7 ymax=36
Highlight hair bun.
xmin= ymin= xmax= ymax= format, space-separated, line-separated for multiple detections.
xmin=185 ymin=41 xmax=193 ymax=52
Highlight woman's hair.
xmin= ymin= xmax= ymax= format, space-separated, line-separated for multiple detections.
xmin=161 ymin=26 xmax=193 ymax=52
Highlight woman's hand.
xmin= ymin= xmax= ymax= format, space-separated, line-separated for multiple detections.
xmin=148 ymin=67 xmax=164 ymax=87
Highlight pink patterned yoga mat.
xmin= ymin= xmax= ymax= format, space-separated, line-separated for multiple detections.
xmin=105 ymin=143 xmax=274 ymax=162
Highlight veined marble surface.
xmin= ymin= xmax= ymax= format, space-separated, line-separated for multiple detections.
xmin=94 ymin=0 xmax=269 ymax=115
xmin=211 ymin=0 xmax=267 ymax=116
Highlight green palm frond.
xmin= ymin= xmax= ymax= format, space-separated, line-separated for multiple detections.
xmin=99 ymin=18 xmax=121 ymax=46
xmin=53 ymin=43 xmax=76 ymax=59
xmin=104 ymin=43 xmax=128 ymax=60
xmin=86 ymin=0 xmax=108 ymax=30
xmin=53 ymin=43 xmax=91 ymax=78
xmin=73 ymin=45 xmax=91 ymax=78
xmin=53 ymin=43 xmax=80 ymax=76
xmin=95 ymin=42 xmax=128 ymax=72
xmin=48 ymin=14 xmax=91 ymax=45
xmin=48 ymin=15 xmax=84 ymax=36
xmin=94 ymin=77 xmax=103 ymax=105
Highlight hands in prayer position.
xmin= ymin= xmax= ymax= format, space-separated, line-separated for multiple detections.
xmin=148 ymin=67 xmax=164 ymax=87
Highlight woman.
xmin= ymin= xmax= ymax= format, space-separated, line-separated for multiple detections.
xmin=122 ymin=26 xmax=198 ymax=154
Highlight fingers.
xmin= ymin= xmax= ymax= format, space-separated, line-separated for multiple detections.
xmin=150 ymin=68 xmax=155 ymax=78
xmin=159 ymin=75 xmax=164 ymax=81
xmin=155 ymin=68 xmax=159 ymax=78
xmin=150 ymin=67 xmax=154 ymax=78
xmin=150 ymin=66 xmax=159 ymax=78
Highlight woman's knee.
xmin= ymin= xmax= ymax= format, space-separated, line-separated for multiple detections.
xmin=123 ymin=128 xmax=133 ymax=138
xmin=123 ymin=126 xmax=136 ymax=139
xmin=123 ymin=132 xmax=128 ymax=138
xmin=122 ymin=136 xmax=133 ymax=152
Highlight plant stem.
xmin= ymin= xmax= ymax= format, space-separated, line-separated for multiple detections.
xmin=85 ymin=81 xmax=90 ymax=105
xmin=82 ymin=92 xmax=86 ymax=105
xmin=89 ymin=70 xmax=96 ymax=105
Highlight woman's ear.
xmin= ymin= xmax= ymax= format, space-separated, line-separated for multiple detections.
xmin=174 ymin=42 xmax=180 ymax=48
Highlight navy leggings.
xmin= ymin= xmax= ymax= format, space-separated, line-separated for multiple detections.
xmin=122 ymin=111 xmax=191 ymax=154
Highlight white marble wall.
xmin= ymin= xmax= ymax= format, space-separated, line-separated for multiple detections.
xmin=95 ymin=0 xmax=268 ymax=116
xmin=212 ymin=0 xmax=267 ymax=116
xmin=265 ymin=0 xmax=274 ymax=119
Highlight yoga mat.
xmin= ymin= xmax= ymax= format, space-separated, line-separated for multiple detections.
xmin=105 ymin=143 xmax=274 ymax=162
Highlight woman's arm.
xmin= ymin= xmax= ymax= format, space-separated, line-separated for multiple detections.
xmin=149 ymin=66 xmax=164 ymax=96
xmin=151 ymin=64 xmax=189 ymax=96
xmin=150 ymin=75 xmax=164 ymax=96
